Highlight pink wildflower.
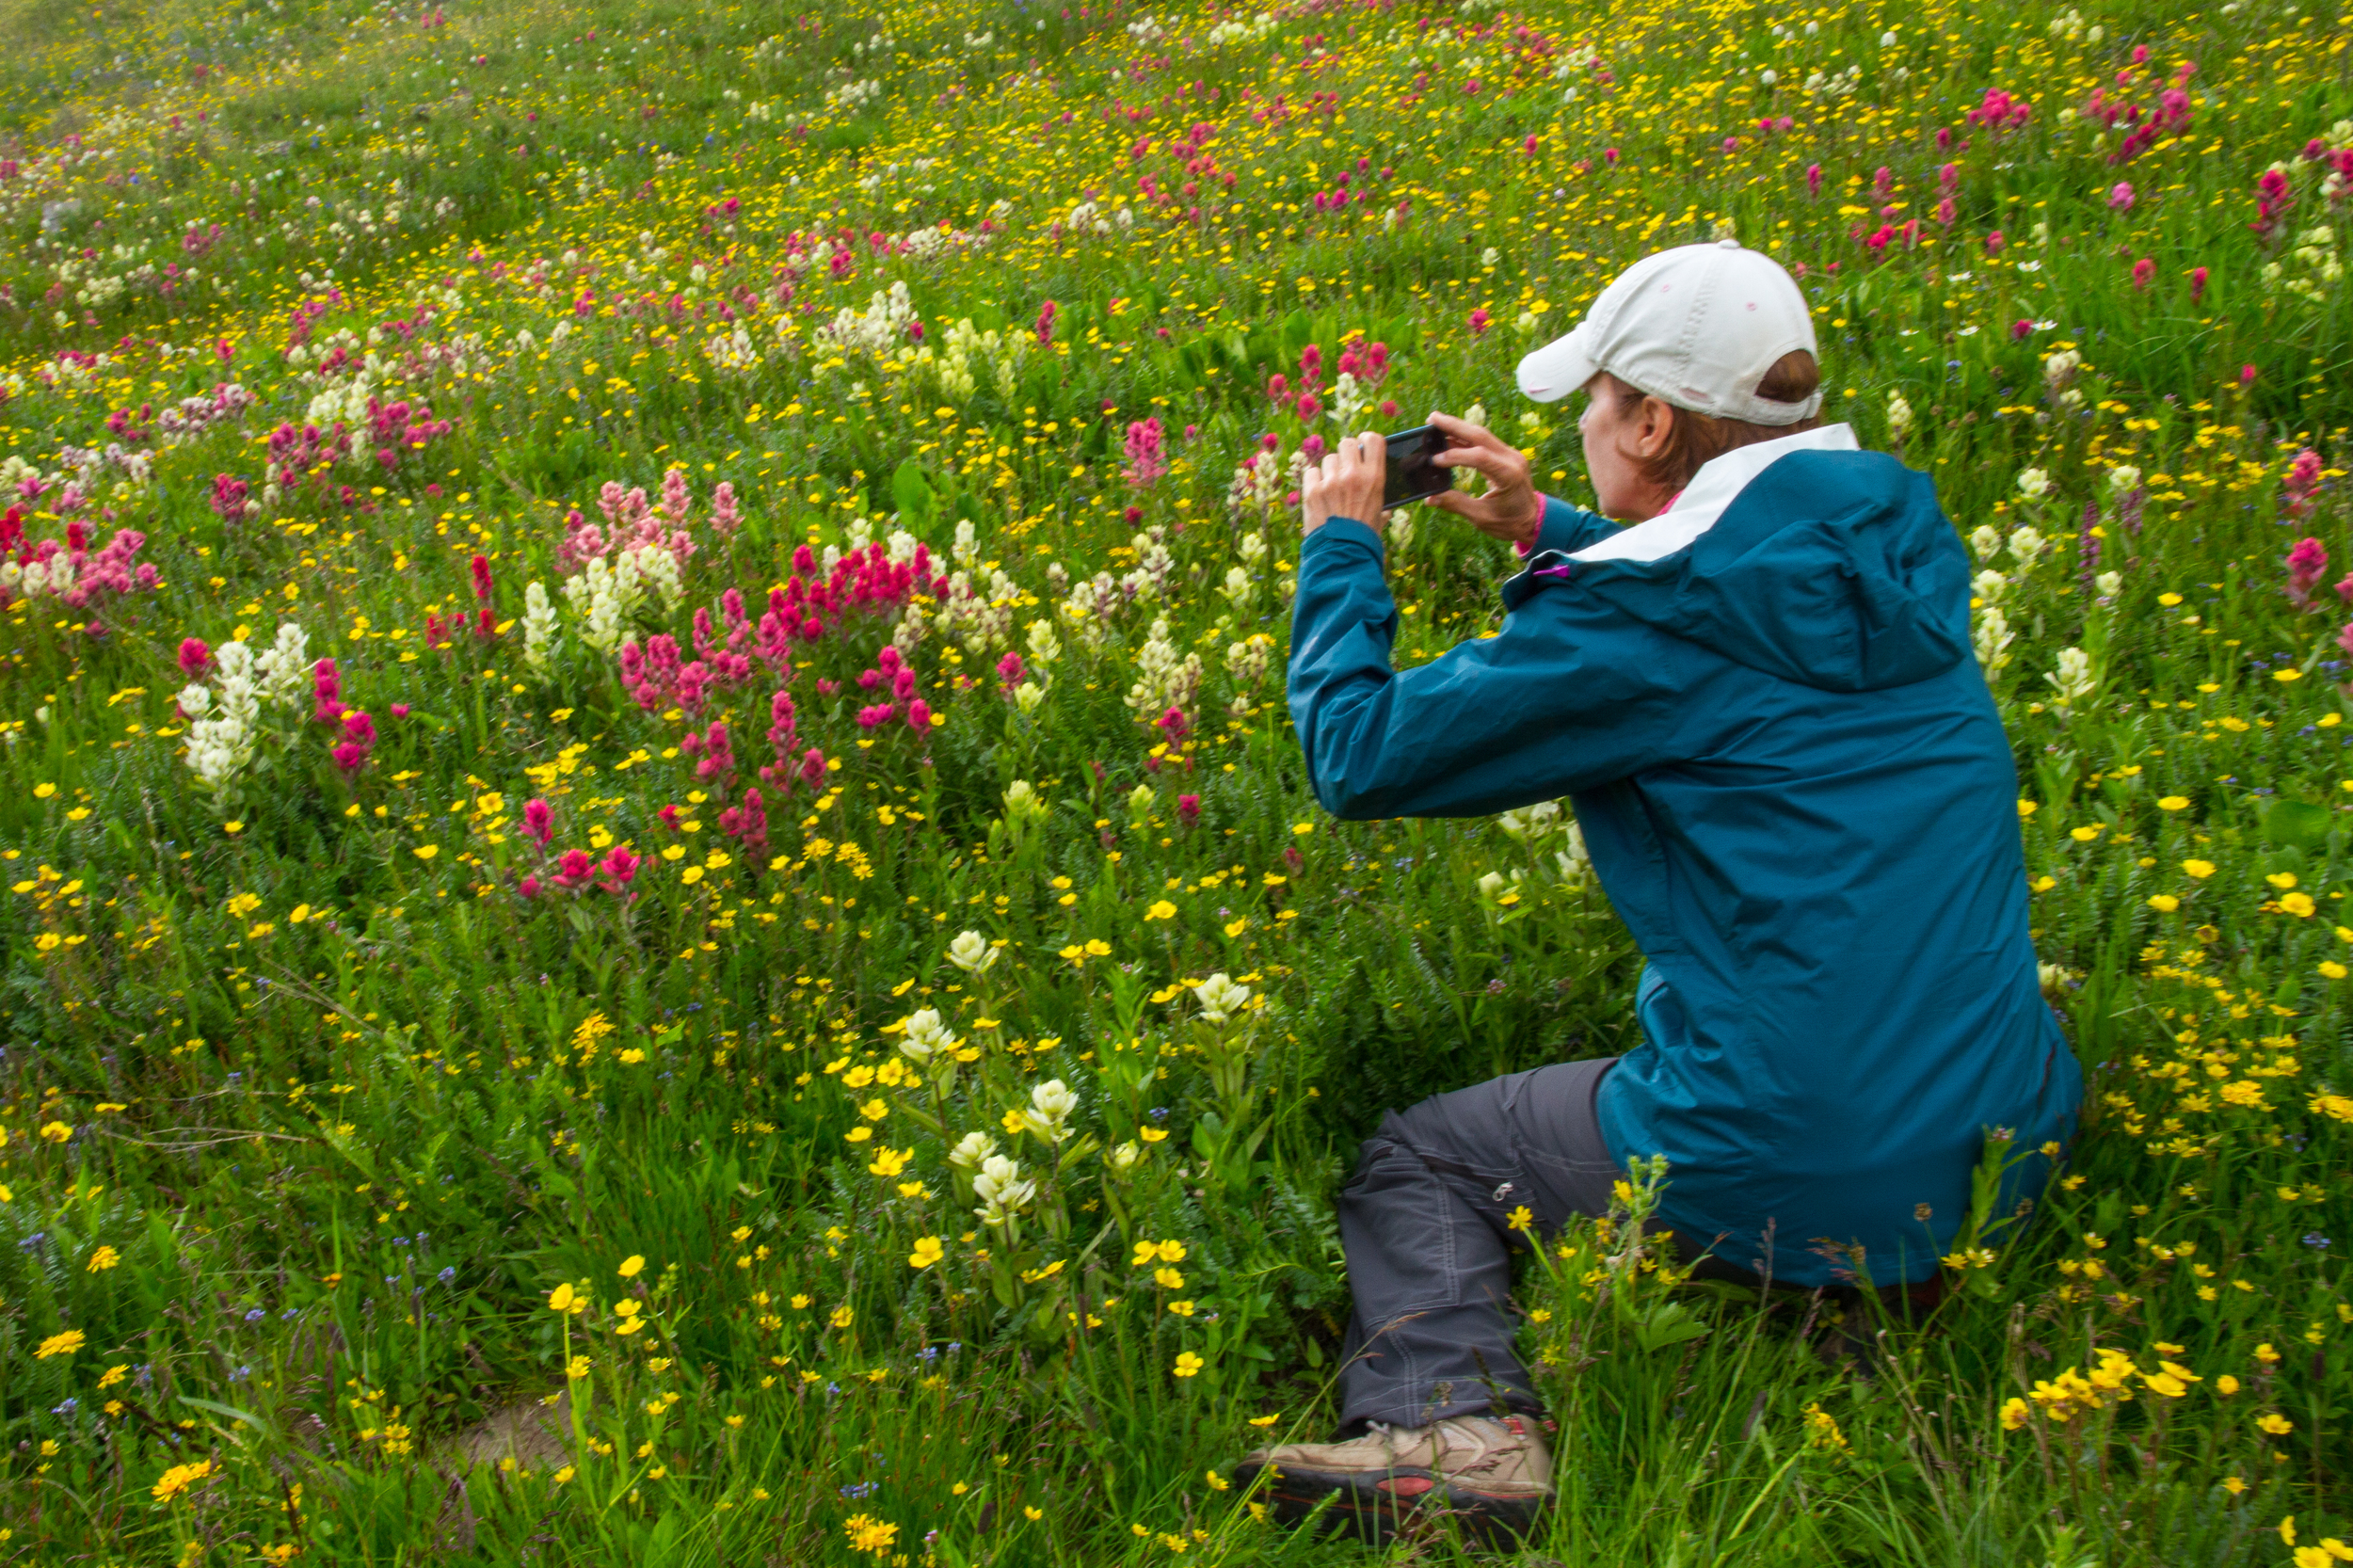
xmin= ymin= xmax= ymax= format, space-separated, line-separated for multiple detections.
xmin=2283 ymin=449 xmax=2325 ymax=520
xmin=2286 ymin=536 xmax=2329 ymax=608
xmin=1125 ymin=417 xmax=1167 ymax=487
xmin=312 ymin=658 xmax=345 ymax=723
xmin=598 ymin=844 xmax=641 ymax=895
xmin=332 ymin=710 xmax=376 ymax=775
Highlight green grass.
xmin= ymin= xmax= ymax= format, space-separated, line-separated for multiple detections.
xmin=0 ymin=0 xmax=2346 ymax=1560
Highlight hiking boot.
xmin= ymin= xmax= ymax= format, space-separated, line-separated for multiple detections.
xmin=1230 ymin=1413 xmax=1551 ymax=1544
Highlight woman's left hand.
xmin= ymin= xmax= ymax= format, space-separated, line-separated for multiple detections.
xmin=1300 ymin=431 xmax=1387 ymax=538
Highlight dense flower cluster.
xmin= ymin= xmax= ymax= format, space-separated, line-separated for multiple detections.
xmin=0 ymin=0 xmax=2345 ymax=1560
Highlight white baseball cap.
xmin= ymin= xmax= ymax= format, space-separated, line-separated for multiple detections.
xmin=1516 ymin=239 xmax=1822 ymax=424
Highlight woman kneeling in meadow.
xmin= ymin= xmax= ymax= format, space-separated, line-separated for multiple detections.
xmin=1234 ymin=241 xmax=2082 ymax=1542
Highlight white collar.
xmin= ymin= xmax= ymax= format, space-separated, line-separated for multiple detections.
xmin=1568 ymin=424 xmax=1861 ymax=565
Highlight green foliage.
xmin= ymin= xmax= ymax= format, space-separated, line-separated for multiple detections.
xmin=0 ymin=0 xmax=2346 ymax=1560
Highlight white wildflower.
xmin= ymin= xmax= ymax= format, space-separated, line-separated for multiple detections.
xmin=947 ymin=929 xmax=999 ymax=976
xmin=521 ymin=581 xmax=559 ymax=673
xmin=2045 ymin=646 xmax=2095 ymax=704
xmin=1193 ymin=972 xmax=1253 ymax=1026
xmin=1022 ymin=1079 xmax=1079 ymax=1143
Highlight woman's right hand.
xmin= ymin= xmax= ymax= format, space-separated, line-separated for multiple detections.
xmin=1425 ymin=410 xmax=1545 ymax=548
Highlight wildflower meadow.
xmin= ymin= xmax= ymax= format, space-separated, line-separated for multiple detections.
xmin=0 ymin=0 xmax=2348 ymax=1560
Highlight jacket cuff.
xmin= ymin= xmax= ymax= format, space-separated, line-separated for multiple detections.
xmin=1306 ymin=517 xmax=1386 ymax=563
xmin=1513 ymin=495 xmax=1582 ymax=557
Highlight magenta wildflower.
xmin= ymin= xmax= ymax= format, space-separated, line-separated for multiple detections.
xmin=1124 ymin=418 xmax=1167 ymax=487
xmin=312 ymin=658 xmax=345 ymax=723
xmin=2286 ymin=536 xmax=2329 ymax=608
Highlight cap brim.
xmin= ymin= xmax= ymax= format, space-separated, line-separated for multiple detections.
xmin=1515 ymin=323 xmax=1598 ymax=404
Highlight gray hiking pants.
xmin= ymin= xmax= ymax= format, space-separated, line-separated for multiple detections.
xmin=1336 ymin=1057 xmax=1620 ymax=1432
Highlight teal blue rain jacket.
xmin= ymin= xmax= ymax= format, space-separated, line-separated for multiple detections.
xmin=1289 ymin=446 xmax=2081 ymax=1288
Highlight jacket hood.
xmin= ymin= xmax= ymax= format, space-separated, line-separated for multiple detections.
xmin=1572 ymin=449 xmax=1972 ymax=694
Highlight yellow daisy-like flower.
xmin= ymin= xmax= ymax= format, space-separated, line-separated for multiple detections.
xmin=1173 ymin=1350 xmax=1205 ymax=1378
xmin=152 ymin=1460 xmax=213 ymax=1503
xmin=908 ymin=1236 xmax=945 ymax=1271
xmin=35 ymin=1329 xmax=86 ymax=1359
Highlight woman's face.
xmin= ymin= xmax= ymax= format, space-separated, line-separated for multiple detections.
xmin=1577 ymin=374 xmax=1676 ymax=522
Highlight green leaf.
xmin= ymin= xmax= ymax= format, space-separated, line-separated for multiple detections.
xmin=2262 ymin=799 xmax=2330 ymax=850
xmin=892 ymin=461 xmax=936 ymax=529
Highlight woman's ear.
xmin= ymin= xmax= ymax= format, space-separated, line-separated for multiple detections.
xmin=1635 ymin=395 xmax=1677 ymax=458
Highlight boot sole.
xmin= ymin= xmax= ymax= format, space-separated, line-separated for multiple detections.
xmin=1229 ymin=1458 xmax=1545 ymax=1546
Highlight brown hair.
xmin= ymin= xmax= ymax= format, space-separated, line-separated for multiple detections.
xmin=1605 ymin=350 xmax=1823 ymax=495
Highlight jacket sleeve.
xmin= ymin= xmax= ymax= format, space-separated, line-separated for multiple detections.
xmin=1530 ymin=494 xmax=1621 ymax=556
xmin=1287 ymin=518 xmax=1702 ymax=820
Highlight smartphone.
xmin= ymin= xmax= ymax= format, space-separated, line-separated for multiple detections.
xmin=1382 ymin=424 xmax=1456 ymax=508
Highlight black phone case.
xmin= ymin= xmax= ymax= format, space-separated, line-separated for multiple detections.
xmin=1383 ymin=426 xmax=1455 ymax=507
